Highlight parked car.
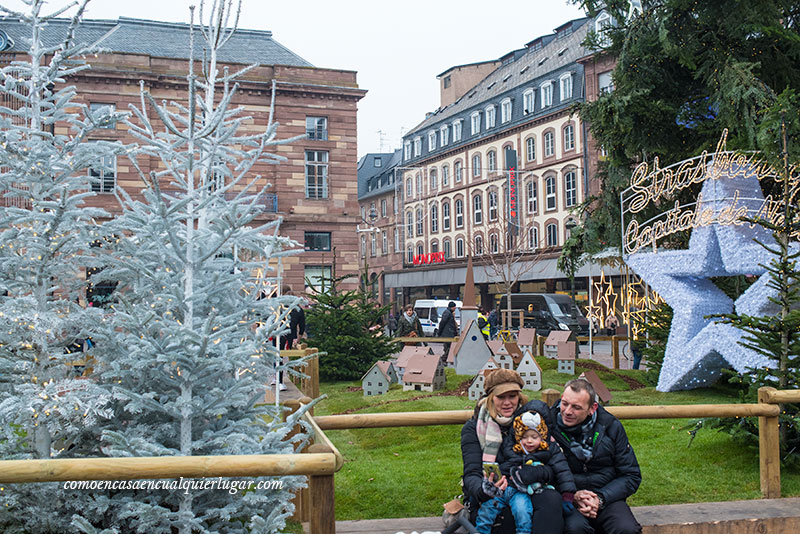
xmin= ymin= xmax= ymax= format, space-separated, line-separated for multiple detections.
xmin=497 ymin=293 xmax=589 ymax=336
xmin=413 ymin=299 xmax=462 ymax=336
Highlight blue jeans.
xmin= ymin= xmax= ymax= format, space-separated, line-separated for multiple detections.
xmin=475 ymin=486 xmax=532 ymax=534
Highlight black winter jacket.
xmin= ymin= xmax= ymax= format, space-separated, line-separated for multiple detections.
xmin=439 ymin=307 xmax=458 ymax=337
xmin=460 ymin=399 xmax=551 ymax=505
xmin=549 ymin=402 xmax=641 ymax=505
xmin=499 ymin=439 xmax=577 ymax=494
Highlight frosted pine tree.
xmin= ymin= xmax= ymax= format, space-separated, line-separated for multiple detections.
xmin=72 ymin=2 xmax=312 ymax=533
xmin=0 ymin=1 xmax=123 ymax=531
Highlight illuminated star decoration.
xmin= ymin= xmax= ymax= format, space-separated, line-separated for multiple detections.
xmin=588 ymin=270 xmax=619 ymax=328
xmin=626 ymin=161 xmax=781 ymax=391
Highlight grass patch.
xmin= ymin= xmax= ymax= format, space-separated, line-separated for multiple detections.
xmin=313 ymin=358 xmax=800 ymax=520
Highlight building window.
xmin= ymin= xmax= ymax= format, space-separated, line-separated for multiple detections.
xmin=485 ymin=105 xmax=496 ymax=129
xmin=473 ymin=194 xmax=483 ymax=225
xmin=306 ymin=116 xmax=328 ymax=140
xmin=406 ymin=178 xmax=413 ymax=198
xmin=598 ymin=71 xmax=614 ymax=94
xmin=523 ymin=89 xmax=534 ymax=114
xmin=471 ymin=112 xmax=481 ymax=135
xmin=370 ymin=232 xmax=376 ymax=257
xmin=529 ymin=226 xmax=539 ymax=250
xmin=430 ymin=203 xmax=439 ymax=233
xmin=440 ymin=125 xmax=449 ymax=146
xmin=564 ymin=124 xmax=575 ymax=151
xmin=487 ymin=150 xmax=497 ymax=173
xmin=406 ymin=211 xmax=413 ymax=238
xmin=381 ymin=199 xmax=387 ymax=217
xmin=361 ymin=235 xmax=366 ymax=257
xmin=413 ymin=137 xmax=422 ymax=157
xmin=431 ymin=241 xmax=439 ymax=254
xmin=416 ymin=207 xmax=423 ymax=236
xmin=407 ymin=245 xmax=413 ymax=264
xmin=374 ymin=157 xmax=382 ymax=168
xmin=490 ymin=233 xmax=499 ymax=254
xmin=394 ymin=227 xmax=399 ymax=252
xmin=540 ymin=81 xmax=553 ymax=108
xmin=544 ymin=131 xmax=555 ymax=157
xmin=305 ymin=150 xmax=328 ymax=199
xmin=442 ymin=201 xmax=451 ymax=230
xmin=527 ymin=180 xmax=538 ymax=214
xmin=526 ymin=137 xmax=536 ymax=163
xmin=545 ymin=176 xmax=557 ymax=210
xmin=546 ymin=223 xmax=558 ymax=247
xmin=428 ymin=130 xmax=437 ymax=152
xmin=472 ymin=154 xmax=481 ymax=178
xmin=305 ymin=265 xmax=332 ymax=293
xmin=565 ymin=170 xmax=577 ymax=207
xmin=500 ymin=98 xmax=512 ymax=123
xmin=455 ymin=199 xmax=464 ymax=228
xmin=90 ymin=102 xmax=115 ymax=129
xmin=456 ymin=238 xmax=465 ymax=258
xmin=304 ymin=231 xmax=331 ymax=251
xmin=394 ymin=193 xmax=398 ymax=214
xmin=442 ymin=164 xmax=450 ymax=186
xmin=560 ymin=73 xmax=573 ymax=100
xmin=416 ymin=173 xmax=422 ymax=197
xmin=455 ymin=161 xmax=463 ymax=182
xmin=382 ymin=232 xmax=388 ymax=254
xmin=444 ymin=75 xmax=451 ymax=88
xmin=89 ymin=150 xmax=116 ymax=193
xmin=475 ymin=235 xmax=483 ymax=255
xmin=453 ymin=120 xmax=463 ymax=141
xmin=595 ymin=12 xmax=613 ymax=47
xmin=430 ymin=168 xmax=438 ymax=190
xmin=404 ymin=141 xmax=412 ymax=160
xmin=444 ymin=239 xmax=451 ymax=259
xmin=417 ymin=244 xmax=424 ymax=257
xmin=488 ymin=190 xmax=498 ymax=221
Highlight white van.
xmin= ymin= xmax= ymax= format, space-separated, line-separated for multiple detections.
xmin=413 ymin=299 xmax=462 ymax=336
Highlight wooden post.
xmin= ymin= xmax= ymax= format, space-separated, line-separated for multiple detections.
xmin=758 ymin=386 xmax=781 ymax=499
xmin=537 ymin=335 xmax=545 ymax=357
xmin=541 ymin=388 xmax=561 ymax=407
xmin=308 ymin=443 xmax=336 ymax=534
xmin=611 ymin=336 xmax=620 ymax=370
xmin=518 ymin=311 xmax=524 ymax=330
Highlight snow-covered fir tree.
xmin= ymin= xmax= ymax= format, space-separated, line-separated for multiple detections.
xmin=0 ymin=0 xmax=124 ymax=531
xmin=73 ymin=1 xmax=311 ymax=533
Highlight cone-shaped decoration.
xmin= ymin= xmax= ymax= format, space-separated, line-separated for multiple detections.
xmin=462 ymin=255 xmax=478 ymax=325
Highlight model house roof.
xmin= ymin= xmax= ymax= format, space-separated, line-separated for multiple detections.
xmin=557 ymin=342 xmax=576 ymax=360
xmin=517 ymin=328 xmax=537 ymax=347
xmin=504 ymin=343 xmax=524 ymax=365
xmin=545 ymin=331 xmax=574 ymax=346
xmin=360 ymin=360 xmax=393 ymax=382
xmin=402 ymin=353 xmax=441 ymax=384
xmin=395 ymin=346 xmax=432 ymax=368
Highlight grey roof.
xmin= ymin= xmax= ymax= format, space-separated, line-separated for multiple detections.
xmin=0 ymin=16 xmax=312 ymax=67
xmin=404 ymin=17 xmax=591 ymax=154
xmin=357 ymin=149 xmax=402 ymax=201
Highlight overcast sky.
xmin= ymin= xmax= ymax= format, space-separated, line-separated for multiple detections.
xmin=4 ymin=0 xmax=586 ymax=158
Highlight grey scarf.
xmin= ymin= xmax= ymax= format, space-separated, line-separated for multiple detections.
xmin=557 ymin=410 xmax=598 ymax=462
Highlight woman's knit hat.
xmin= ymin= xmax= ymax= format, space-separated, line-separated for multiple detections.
xmin=512 ymin=411 xmax=549 ymax=453
xmin=484 ymin=368 xmax=524 ymax=396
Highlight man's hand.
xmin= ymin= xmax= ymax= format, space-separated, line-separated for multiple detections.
xmin=574 ymin=489 xmax=600 ymax=518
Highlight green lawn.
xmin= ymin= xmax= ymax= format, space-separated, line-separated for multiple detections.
xmin=313 ymin=357 xmax=800 ymax=520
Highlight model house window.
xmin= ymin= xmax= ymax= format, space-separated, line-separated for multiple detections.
xmin=471 ymin=112 xmax=481 ymax=135
xmin=546 ymin=223 xmax=558 ymax=246
xmin=416 ymin=207 xmax=423 ymax=236
xmin=488 ymin=190 xmax=498 ymax=221
xmin=545 ymin=176 xmax=557 ymax=210
xmin=90 ymin=102 xmax=115 ymax=129
xmin=527 ymin=180 xmax=538 ymax=213
xmin=306 ymin=116 xmax=328 ymax=140
xmin=455 ymin=161 xmax=463 ymax=182
xmin=453 ymin=120 xmax=462 ymax=141
xmin=473 ymin=194 xmax=483 ymax=225
xmin=529 ymin=226 xmax=539 ymax=250
xmin=565 ymin=170 xmax=577 ymax=207
xmin=442 ymin=164 xmax=449 ymax=186
xmin=485 ymin=105 xmax=496 ymax=129
xmin=304 ymin=265 xmax=332 ymax=293
xmin=456 ymin=238 xmax=464 ymax=257
xmin=430 ymin=203 xmax=439 ymax=233
xmin=526 ymin=137 xmax=536 ymax=163
xmin=444 ymin=239 xmax=451 ymax=259
xmin=490 ymin=233 xmax=499 ymax=254
xmin=440 ymin=125 xmax=449 ymax=146
xmin=472 ymin=154 xmax=481 ymax=177
xmin=305 ymin=150 xmax=328 ymax=199
xmin=500 ymin=98 xmax=512 ymax=123
xmin=381 ymin=199 xmax=387 ymax=217
xmin=413 ymin=137 xmax=422 ymax=157
xmin=304 ymin=231 xmax=331 ymax=251
xmin=455 ymin=199 xmax=464 ymax=228
xmin=523 ymin=89 xmax=534 ymax=114
xmin=564 ymin=124 xmax=575 ymax=151
xmin=404 ymin=141 xmax=412 ymax=160
xmin=475 ymin=235 xmax=483 ymax=255
xmin=560 ymin=73 xmax=573 ymax=101
xmin=442 ymin=201 xmax=451 ymax=230
xmin=544 ymin=131 xmax=555 ymax=157
xmin=89 ymin=150 xmax=116 ymax=193
xmin=487 ymin=150 xmax=497 ymax=173
xmin=540 ymin=81 xmax=553 ymax=108
xmin=428 ymin=131 xmax=437 ymax=151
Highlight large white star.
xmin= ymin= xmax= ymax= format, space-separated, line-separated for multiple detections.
xmin=626 ymin=162 xmax=782 ymax=391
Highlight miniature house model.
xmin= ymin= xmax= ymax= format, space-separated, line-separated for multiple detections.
xmin=557 ymin=342 xmax=576 ymax=374
xmin=516 ymin=352 xmax=543 ymax=391
xmin=394 ymin=346 xmax=433 ymax=385
xmin=361 ymin=360 xmax=398 ymax=396
xmin=544 ymin=331 xmax=575 ymax=359
xmin=517 ymin=328 xmax=537 ymax=357
xmin=402 ymin=353 xmax=446 ymax=392
xmin=467 ymin=357 xmax=500 ymax=400
xmin=450 ymin=320 xmax=493 ymax=376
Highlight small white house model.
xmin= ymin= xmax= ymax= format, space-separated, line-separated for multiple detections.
xmin=488 ymin=340 xmax=514 ymax=370
xmin=517 ymin=328 xmax=537 ymax=357
xmin=468 ymin=369 xmax=488 ymax=400
xmin=544 ymin=331 xmax=574 ymax=359
xmin=557 ymin=342 xmax=576 ymax=374
xmin=516 ymin=352 xmax=543 ymax=391
xmin=450 ymin=320 xmax=493 ymax=376
xmin=402 ymin=353 xmax=446 ymax=392
xmin=394 ymin=346 xmax=433 ymax=385
xmin=361 ymin=360 xmax=397 ymax=396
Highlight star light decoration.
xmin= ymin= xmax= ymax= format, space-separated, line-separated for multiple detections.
xmin=626 ymin=161 xmax=784 ymax=391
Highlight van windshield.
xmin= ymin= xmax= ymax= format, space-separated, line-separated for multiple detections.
xmin=548 ymin=295 xmax=584 ymax=319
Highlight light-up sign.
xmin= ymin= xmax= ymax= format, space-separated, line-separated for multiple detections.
xmin=413 ymin=252 xmax=445 ymax=266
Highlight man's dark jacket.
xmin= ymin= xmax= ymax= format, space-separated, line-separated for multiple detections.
xmin=548 ymin=402 xmax=641 ymax=505
xmin=439 ymin=307 xmax=458 ymax=337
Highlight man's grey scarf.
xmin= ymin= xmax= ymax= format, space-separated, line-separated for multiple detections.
xmin=557 ymin=410 xmax=598 ymax=462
